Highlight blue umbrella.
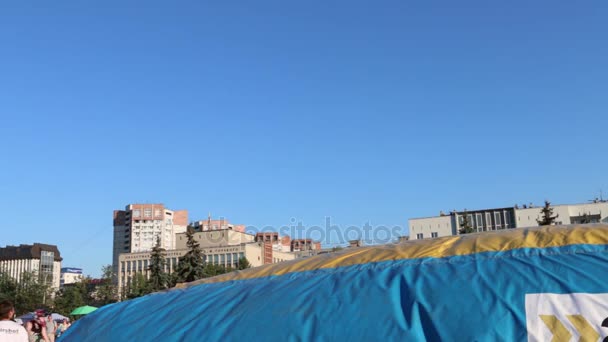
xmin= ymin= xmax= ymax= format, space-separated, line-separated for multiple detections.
xmin=52 ymin=313 xmax=68 ymax=322
xmin=16 ymin=312 xmax=35 ymax=324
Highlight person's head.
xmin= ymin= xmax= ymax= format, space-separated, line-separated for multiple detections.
xmin=0 ymin=300 xmax=16 ymax=320
xmin=35 ymin=309 xmax=46 ymax=321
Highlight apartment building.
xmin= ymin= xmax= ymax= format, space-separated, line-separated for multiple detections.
xmin=112 ymin=204 xmax=188 ymax=276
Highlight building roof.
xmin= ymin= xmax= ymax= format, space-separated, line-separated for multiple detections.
xmin=0 ymin=243 xmax=62 ymax=261
xmin=409 ymin=201 xmax=608 ymax=221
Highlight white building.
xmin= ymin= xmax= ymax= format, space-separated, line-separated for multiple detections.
xmin=60 ymin=267 xmax=84 ymax=287
xmin=112 ymin=204 xmax=188 ymax=277
xmin=409 ymin=201 xmax=608 ymax=240
xmin=0 ymin=243 xmax=62 ymax=291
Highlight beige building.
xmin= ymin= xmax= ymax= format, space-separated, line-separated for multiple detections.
xmin=113 ymin=204 xmax=188 ymax=277
xmin=175 ymin=229 xmax=255 ymax=249
xmin=116 ymin=217 xmax=320 ymax=296
xmin=0 ymin=243 xmax=62 ymax=291
xmin=117 ymin=242 xmax=265 ymax=294
xmin=272 ymin=250 xmax=297 ymax=263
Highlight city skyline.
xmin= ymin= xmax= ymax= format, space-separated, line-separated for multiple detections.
xmin=1 ymin=1 xmax=607 ymax=277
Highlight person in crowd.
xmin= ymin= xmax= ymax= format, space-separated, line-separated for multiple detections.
xmin=45 ymin=314 xmax=56 ymax=342
xmin=55 ymin=319 xmax=70 ymax=339
xmin=0 ymin=300 xmax=28 ymax=342
xmin=25 ymin=310 xmax=49 ymax=342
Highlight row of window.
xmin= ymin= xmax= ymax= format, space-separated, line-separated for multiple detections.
xmin=459 ymin=211 xmax=512 ymax=230
xmin=132 ymin=209 xmax=165 ymax=218
xmin=121 ymin=253 xmax=246 ymax=272
xmin=416 ymin=232 xmax=438 ymax=239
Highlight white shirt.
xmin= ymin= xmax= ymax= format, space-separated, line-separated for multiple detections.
xmin=0 ymin=319 xmax=29 ymax=342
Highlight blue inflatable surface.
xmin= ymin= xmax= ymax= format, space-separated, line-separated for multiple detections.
xmin=60 ymin=225 xmax=608 ymax=341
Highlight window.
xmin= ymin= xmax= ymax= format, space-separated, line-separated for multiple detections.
xmin=476 ymin=214 xmax=483 ymax=231
xmin=486 ymin=213 xmax=492 ymax=229
xmin=504 ymin=211 xmax=511 ymax=228
xmin=416 ymin=233 xmax=424 ymax=239
xmin=155 ymin=209 xmax=162 ymax=217
xmin=133 ymin=210 xmax=141 ymax=217
xmin=494 ymin=212 xmax=502 ymax=229
xmin=144 ymin=209 xmax=152 ymax=218
xmin=431 ymin=232 xmax=438 ymax=238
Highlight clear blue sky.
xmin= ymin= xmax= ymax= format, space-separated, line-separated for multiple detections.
xmin=1 ymin=1 xmax=607 ymax=277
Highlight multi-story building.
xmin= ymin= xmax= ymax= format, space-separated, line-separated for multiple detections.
xmin=112 ymin=204 xmax=188 ymax=276
xmin=409 ymin=201 xmax=608 ymax=240
xmin=117 ymin=226 xmax=322 ymax=295
xmin=255 ymin=232 xmax=291 ymax=252
xmin=0 ymin=243 xmax=62 ymax=290
xmin=117 ymin=241 xmax=265 ymax=295
xmin=60 ymin=267 xmax=84 ymax=287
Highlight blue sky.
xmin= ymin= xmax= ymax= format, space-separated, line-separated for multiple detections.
xmin=1 ymin=1 xmax=607 ymax=277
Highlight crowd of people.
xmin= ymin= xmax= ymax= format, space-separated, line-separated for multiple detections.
xmin=0 ymin=300 xmax=71 ymax=342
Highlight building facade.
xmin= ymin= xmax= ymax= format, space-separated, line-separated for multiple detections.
xmin=290 ymin=239 xmax=322 ymax=252
xmin=255 ymin=232 xmax=292 ymax=252
xmin=117 ymin=242 xmax=265 ymax=294
xmin=175 ymin=229 xmax=255 ymax=249
xmin=112 ymin=204 xmax=188 ymax=276
xmin=0 ymin=243 xmax=62 ymax=290
xmin=60 ymin=267 xmax=84 ymax=287
xmin=409 ymin=201 xmax=608 ymax=240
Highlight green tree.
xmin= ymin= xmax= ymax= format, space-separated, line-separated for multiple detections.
xmin=53 ymin=280 xmax=89 ymax=316
xmin=237 ymin=257 xmax=251 ymax=270
xmin=148 ymin=237 xmax=168 ymax=291
xmin=91 ymin=265 xmax=118 ymax=306
xmin=1 ymin=269 xmax=57 ymax=315
xmin=124 ymin=273 xmax=151 ymax=300
xmin=458 ymin=211 xmax=475 ymax=235
xmin=0 ymin=270 xmax=18 ymax=303
xmin=537 ymin=200 xmax=559 ymax=226
xmin=174 ymin=228 xmax=207 ymax=283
